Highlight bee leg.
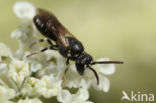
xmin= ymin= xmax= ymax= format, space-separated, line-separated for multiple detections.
xmin=61 ymin=66 xmax=69 ymax=80
xmin=30 ymin=38 xmax=58 ymax=48
xmin=61 ymin=66 xmax=69 ymax=87
xmin=61 ymin=58 xmax=71 ymax=87
xmin=26 ymin=47 xmax=48 ymax=58
xmin=41 ymin=39 xmax=58 ymax=49
xmin=66 ymin=58 xmax=70 ymax=65
xmin=49 ymin=41 xmax=58 ymax=50
xmin=49 ymin=46 xmax=58 ymax=50
xmin=29 ymin=38 xmax=46 ymax=48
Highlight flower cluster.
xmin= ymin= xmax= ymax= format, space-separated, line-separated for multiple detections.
xmin=0 ymin=1 xmax=116 ymax=103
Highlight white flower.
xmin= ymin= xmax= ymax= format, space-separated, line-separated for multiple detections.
xmin=30 ymin=62 xmax=42 ymax=72
xmin=44 ymin=50 xmax=66 ymax=70
xmin=11 ymin=29 xmax=24 ymax=40
xmin=95 ymin=58 xmax=116 ymax=75
xmin=64 ymin=65 xmax=91 ymax=89
xmin=0 ymin=85 xmax=16 ymax=103
xmin=21 ymin=77 xmax=40 ymax=97
xmin=10 ymin=20 xmax=38 ymax=55
xmin=0 ymin=43 xmax=12 ymax=61
xmin=8 ymin=59 xmax=30 ymax=86
xmin=91 ymin=74 xmax=110 ymax=92
xmin=91 ymin=58 xmax=115 ymax=92
xmin=35 ymin=75 xmax=62 ymax=98
xmin=11 ymin=1 xmax=37 ymax=59
xmin=13 ymin=1 xmax=36 ymax=19
xmin=0 ymin=63 xmax=8 ymax=74
xmin=17 ymin=97 xmax=42 ymax=103
xmin=57 ymin=88 xmax=92 ymax=103
xmin=65 ymin=58 xmax=115 ymax=92
xmin=44 ymin=50 xmax=67 ymax=76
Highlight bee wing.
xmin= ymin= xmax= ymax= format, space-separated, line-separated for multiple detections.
xmin=37 ymin=8 xmax=77 ymax=48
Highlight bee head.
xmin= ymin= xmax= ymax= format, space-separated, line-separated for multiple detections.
xmin=75 ymin=53 xmax=93 ymax=75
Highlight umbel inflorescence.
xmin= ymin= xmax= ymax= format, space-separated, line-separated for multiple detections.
xmin=0 ymin=1 xmax=117 ymax=103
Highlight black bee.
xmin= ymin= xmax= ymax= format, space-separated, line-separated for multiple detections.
xmin=27 ymin=8 xmax=123 ymax=85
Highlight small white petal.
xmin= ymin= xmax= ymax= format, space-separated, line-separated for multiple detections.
xmin=17 ymin=97 xmax=42 ymax=103
xmin=11 ymin=29 xmax=22 ymax=39
xmin=0 ymin=86 xmax=16 ymax=102
xmin=0 ymin=63 xmax=8 ymax=74
xmin=13 ymin=1 xmax=36 ymax=19
xmin=92 ymin=75 xmax=110 ymax=92
xmin=21 ymin=77 xmax=40 ymax=97
xmin=30 ymin=62 xmax=42 ymax=72
xmin=35 ymin=75 xmax=61 ymax=98
xmin=64 ymin=65 xmax=92 ymax=89
xmin=0 ymin=43 xmax=12 ymax=61
xmin=57 ymin=90 xmax=72 ymax=103
xmin=8 ymin=59 xmax=30 ymax=85
xmin=95 ymin=58 xmax=116 ymax=75
xmin=76 ymin=88 xmax=89 ymax=101
xmin=58 ymin=88 xmax=92 ymax=103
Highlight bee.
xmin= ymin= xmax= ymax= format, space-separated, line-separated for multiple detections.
xmin=27 ymin=8 xmax=123 ymax=85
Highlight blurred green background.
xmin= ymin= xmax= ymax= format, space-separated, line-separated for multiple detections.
xmin=0 ymin=0 xmax=156 ymax=103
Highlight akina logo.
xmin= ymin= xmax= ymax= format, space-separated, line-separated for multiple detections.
xmin=121 ymin=91 xmax=154 ymax=102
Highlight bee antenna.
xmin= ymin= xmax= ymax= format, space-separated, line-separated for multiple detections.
xmin=88 ymin=66 xmax=99 ymax=85
xmin=91 ymin=61 xmax=124 ymax=65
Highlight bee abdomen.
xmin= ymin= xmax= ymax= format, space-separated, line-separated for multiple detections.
xmin=33 ymin=15 xmax=57 ymax=41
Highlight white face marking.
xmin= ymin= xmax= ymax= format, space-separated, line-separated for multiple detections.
xmin=67 ymin=53 xmax=71 ymax=57
xmin=67 ymin=50 xmax=71 ymax=57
